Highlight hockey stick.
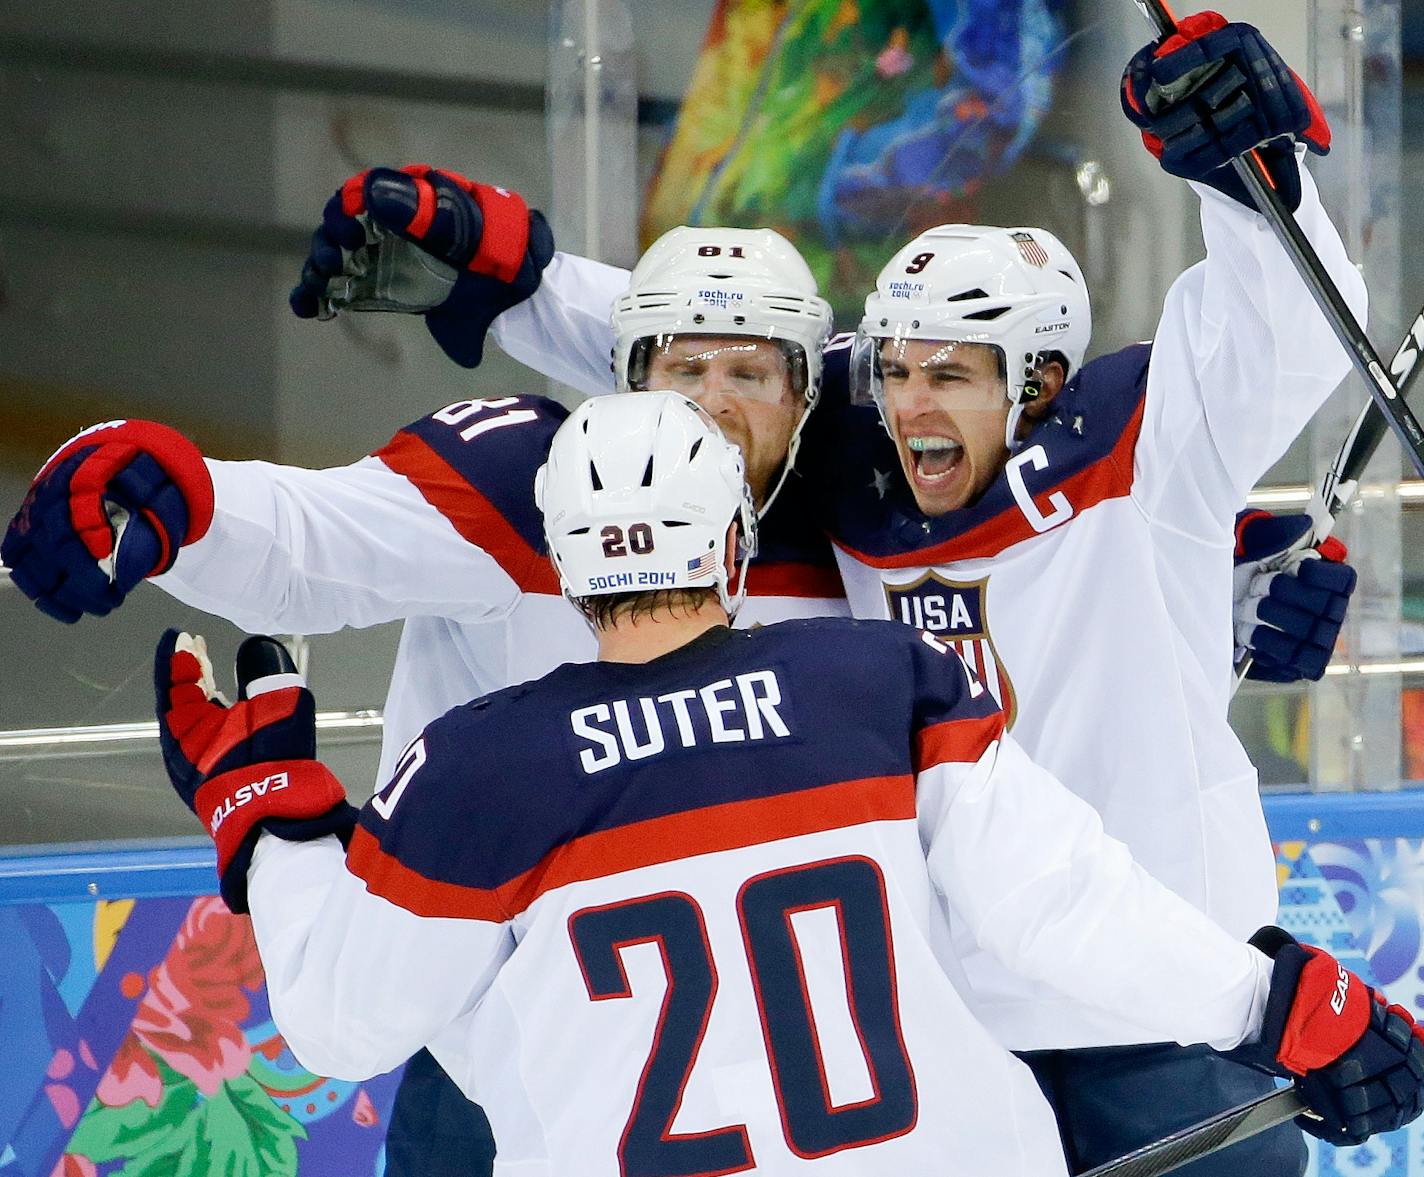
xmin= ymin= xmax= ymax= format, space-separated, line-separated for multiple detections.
xmin=1079 ymin=1085 xmax=1308 ymax=1177
xmin=1133 ymin=0 xmax=1424 ymax=481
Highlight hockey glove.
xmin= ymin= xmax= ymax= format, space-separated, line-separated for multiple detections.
xmin=1233 ymin=510 xmax=1356 ymax=682
xmin=155 ymin=629 xmax=356 ymax=914
xmin=289 ymin=164 xmax=555 ymax=367
xmin=1230 ymin=927 xmax=1424 ymax=1146
xmin=1120 ymin=12 xmax=1330 ymax=213
xmin=2 ymin=421 xmax=215 ymax=623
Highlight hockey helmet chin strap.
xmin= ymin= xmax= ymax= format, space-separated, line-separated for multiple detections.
xmin=757 ymin=385 xmax=819 ymax=520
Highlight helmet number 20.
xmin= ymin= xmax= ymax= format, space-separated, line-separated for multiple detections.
xmin=602 ymin=523 xmax=656 ymax=557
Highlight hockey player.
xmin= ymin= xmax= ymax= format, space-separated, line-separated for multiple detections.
xmin=271 ymin=15 xmax=1366 ymax=1174
xmin=153 ymin=393 xmax=1424 ymax=1177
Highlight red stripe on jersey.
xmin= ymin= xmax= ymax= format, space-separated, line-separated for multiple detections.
xmin=374 ymin=431 xmax=561 ymax=595
xmin=837 ymin=396 xmax=1147 ymax=569
xmin=913 ymin=713 xmax=1004 ymax=774
xmin=748 ymin=560 xmax=845 ymax=600
xmin=347 ymin=773 xmax=916 ymax=921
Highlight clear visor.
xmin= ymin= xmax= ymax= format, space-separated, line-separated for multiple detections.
xmin=627 ymin=333 xmax=808 ymax=405
xmin=850 ymin=331 xmax=1009 ymax=414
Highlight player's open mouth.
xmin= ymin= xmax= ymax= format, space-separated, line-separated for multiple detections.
xmin=907 ymin=436 xmax=964 ymax=485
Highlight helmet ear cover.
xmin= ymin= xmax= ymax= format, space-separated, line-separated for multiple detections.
xmin=1018 ymin=349 xmax=1071 ymax=405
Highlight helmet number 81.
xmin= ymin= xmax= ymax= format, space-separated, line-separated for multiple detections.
xmin=602 ymin=523 xmax=656 ymax=557
xmin=698 ymin=245 xmax=746 ymax=258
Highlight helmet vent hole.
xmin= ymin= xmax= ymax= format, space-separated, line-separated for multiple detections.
xmin=964 ymin=307 xmax=1010 ymax=322
xmin=589 ymin=461 xmax=603 ymax=491
xmin=946 ymin=288 xmax=989 ymax=302
xmin=1058 ymin=270 xmax=1077 ymax=284
xmin=689 ymin=437 xmax=704 ymax=461
xmin=568 ymin=527 xmax=590 ymax=536
xmin=663 ymin=520 xmax=691 ymax=528
xmin=640 ymin=455 xmax=655 ymax=488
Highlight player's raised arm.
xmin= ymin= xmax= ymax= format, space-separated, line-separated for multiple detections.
xmin=2 ymin=397 xmax=570 ymax=633
xmin=153 ymin=631 xmax=510 ymax=1081
xmin=1122 ymin=14 xmax=1368 ymax=530
xmin=907 ymin=631 xmax=1424 ymax=1145
xmin=290 ymin=164 xmax=627 ymax=396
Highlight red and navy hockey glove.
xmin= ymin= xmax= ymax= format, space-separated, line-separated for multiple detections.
xmin=1230 ymin=927 xmax=1424 ymax=1146
xmin=155 ymin=629 xmax=356 ymax=914
xmin=1120 ymin=12 xmax=1330 ymax=213
xmin=1233 ymin=510 xmax=1356 ymax=683
xmin=2 ymin=421 xmax=214 ymax=623
xmin=289 ymin=164 xmax=555 ymax=368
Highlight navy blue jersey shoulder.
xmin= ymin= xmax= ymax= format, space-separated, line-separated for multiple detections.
xmin=379 ymin=392 xmax=834 ymax=575
xmin=800 ymin=342 xmax=1152 ymax=559
xmin=375 ymin=394 xmax=567 ymax=558
xmin=357 ymin=618 xmax=993 ymax=894
xmin=755 ymin=468 xmax=841 ymax=571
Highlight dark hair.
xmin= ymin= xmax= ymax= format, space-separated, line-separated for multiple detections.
xmin=575 ymin=586 xmax=720 ymax=629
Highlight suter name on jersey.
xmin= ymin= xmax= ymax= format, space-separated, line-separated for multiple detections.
xmin=571 ymin=668 xmax=791 ymax=773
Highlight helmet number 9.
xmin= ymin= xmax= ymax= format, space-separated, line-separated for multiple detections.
xmin=698 ymin=245 xmax=746 ymax=258
xmin=904 ymin=252 xmax=934 ymax=275
xmin=602 ymin=523 xmax=656 ymax=557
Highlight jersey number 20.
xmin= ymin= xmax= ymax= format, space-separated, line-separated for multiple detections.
xmin=569 ymin=856 xmax=917 ymax=1176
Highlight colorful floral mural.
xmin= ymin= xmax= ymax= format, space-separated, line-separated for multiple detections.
xmin=643 ymin=0 xmax=1071 ymax=313
xmin=0 ymin=892 xmax=399 ymax=1177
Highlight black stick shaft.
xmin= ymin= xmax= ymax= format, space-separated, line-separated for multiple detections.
xmin=1080 ymin=1086 xmax=1308 ymax=1177
xmin=1133 ymin=0 xmax=1424 ymax=479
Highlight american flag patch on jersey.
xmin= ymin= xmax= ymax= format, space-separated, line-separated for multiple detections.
xmin=1011 ymin=231 xmax=1049 ymax=268
xmin=686 ymin=549 xmax=719 ymax=578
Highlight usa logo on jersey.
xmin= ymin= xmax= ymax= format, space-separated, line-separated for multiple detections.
xmin=883 ymin=573 xmax=1017 ymax=726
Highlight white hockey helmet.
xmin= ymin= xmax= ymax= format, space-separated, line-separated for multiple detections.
xmin=852 ymin=225 xmax=1091 ymax=451
xmin=534 ymin=392 xmax=758 ymax=620
xmin=611 ymin=226 xmax=834 ymax=515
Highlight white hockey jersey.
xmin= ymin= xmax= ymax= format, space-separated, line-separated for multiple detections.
xmin=483 ymin=171 xmax=1365 ymax=1049
xmin=248 ymin=619 xmax=1271 ymax=1177
xmin=155 ymin=395 xmax=846 ymax=785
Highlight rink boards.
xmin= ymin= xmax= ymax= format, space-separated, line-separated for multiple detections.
xmin=4 ymin=793 xmax=1424 ymax=1177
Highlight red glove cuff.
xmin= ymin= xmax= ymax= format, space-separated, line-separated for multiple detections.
xmin=40 ymin=420 xmax=215 ymax=563
xmin=1317 ymin=535 xmax=1348 ymax=563
xmin=412 ymin=166 xmax=531 ymax=283
xmin=1154 ymin=10 xmax=1229 ymax=58
xmin=345 ymin=165 xmax=532 ymax=285
xmin=195 ymin=759 xmax=348 ymax=876
xmin=1276 ymin=945 xmax=1372 ymax=1074
xmin=1290 ymin=68 xmax=1332 ymax=153
xmin=1233 ymin=508 xmax=1272 ymax=557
